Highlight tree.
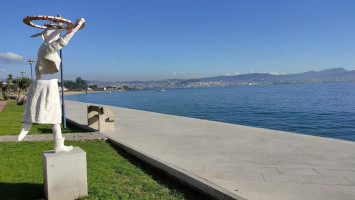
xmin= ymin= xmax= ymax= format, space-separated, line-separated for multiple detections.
xmin=13 ymin=77 xmax=32 ymax=104
xmin=1 ymin=74 xmax=14 ymax=100
xmin=64 ymin=81 xmax=80 ymax=91
xmin=89 ymin=85 xmax=99 ymax=91
xmin=64 ymin=77 xmax=88 ymax=91
xmin=1 ymin=82 xmax=7 ymax=100
xmin=76 ymin=77 xmax=87 ymax=88
xmin=7 ymin=74 xmax=13 ymax=82
xmin=18 ymin=77 xmax=32 ymax=91
xmin=0 ymin=80 xmax=3 ymax=99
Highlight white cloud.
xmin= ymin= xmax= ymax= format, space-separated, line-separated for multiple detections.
xmin=0 ymin=52 xmax=24 ymax=63
xmin=0 ymin=67 xmax=6 ymax=72
xmin=172 ymin=72 xmax=177 ymax=75
xmin=234 ymin=72 xmax=240 ymax=75
xmin=225 ymin=73 xmax=232 ymax=76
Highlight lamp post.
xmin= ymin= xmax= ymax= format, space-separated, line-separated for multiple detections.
xmin=27 ymin=58 xmax=34 ymax=80
xmin=60 ymin=49 xmax=66 ymax=128
xmin=57 ymin=14 xmax=67 ymax=128
xmin=20 ymin=71 xmax=24 ymax=77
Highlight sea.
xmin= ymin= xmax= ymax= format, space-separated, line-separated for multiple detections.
xmin=66 ymin=82 xmax=355 ymax=142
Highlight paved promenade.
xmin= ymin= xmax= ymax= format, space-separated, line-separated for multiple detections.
xmin=66 ymin=100 xmax=355 ymax=200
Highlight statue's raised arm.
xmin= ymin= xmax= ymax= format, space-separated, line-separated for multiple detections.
xmin=33 ymin=18 xmax=85 ymax=80
xmin=62 ymin=18 xmax=85 ymax=43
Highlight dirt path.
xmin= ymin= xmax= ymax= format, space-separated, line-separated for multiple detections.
xmin=0 ymin=101 xmax=7 ymax=112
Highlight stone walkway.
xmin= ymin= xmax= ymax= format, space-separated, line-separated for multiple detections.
xmin=0 ymin=101 xmax=7 ymax=112
xmin=65 ymin=100 xmax=355 ymax=200
xmin=0 ymin=132 xmax=107 ymax=142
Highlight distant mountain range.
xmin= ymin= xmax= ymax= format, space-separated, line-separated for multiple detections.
xmin=197 ymin=68 xmax=355 ymax=84
xmin=88 ymin=68 xmax=355 ymax=89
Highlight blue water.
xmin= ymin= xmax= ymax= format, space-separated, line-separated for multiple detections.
xmin=66 ymin=82 xmax=355 ymax=141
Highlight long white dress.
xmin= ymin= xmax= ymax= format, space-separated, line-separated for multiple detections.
xmin=21 ymin=79 xmax=61 ymax=124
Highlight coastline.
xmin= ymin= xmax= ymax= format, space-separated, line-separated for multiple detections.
xmin=63 ymin=90 xmax=119 ymax=96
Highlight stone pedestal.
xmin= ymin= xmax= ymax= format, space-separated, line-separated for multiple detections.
xmin=43 ymin=147 xmax=88 ymax=200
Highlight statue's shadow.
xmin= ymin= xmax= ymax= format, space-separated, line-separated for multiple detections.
xmin=35 ymin=127 xmax=52 ymax=134
xmin=0 ymin=182 xmax=44 ymax=199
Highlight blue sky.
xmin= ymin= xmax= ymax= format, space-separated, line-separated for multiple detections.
xmin=1 ymin=0 xmax=355 ymax=81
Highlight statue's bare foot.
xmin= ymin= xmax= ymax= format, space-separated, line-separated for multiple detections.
xmin=18 ymin=123 xmax=32 ymax=141
xmin=54 ymin=145 xmax=73 ymax=153
xmin=54 ymin=138 xmax=73 ymax=153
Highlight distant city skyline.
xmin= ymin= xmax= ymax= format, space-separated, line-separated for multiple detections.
xmin=83 ymin=67 xmax=355 ymax=90
xmin=1 ymin=0 xmax=355 ymax=81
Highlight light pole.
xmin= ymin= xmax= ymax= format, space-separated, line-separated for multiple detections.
xmin=20 ymin=71 xmax=24 ymax=77
xmin=57 ymin=14 xmax=67 ymax=128
xmin=60 ymin=49 xmax=66 ymax=128
xmin=27 ymin=58 xmax=34 ymax=80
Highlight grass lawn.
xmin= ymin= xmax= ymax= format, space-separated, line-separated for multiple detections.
xmin=0 ymin=101 xmax=209 ymax=199
xmin=0 ymin=101 xmax=85 ymax=136
xmin=0 ymin=141 xmax=208 ymax=200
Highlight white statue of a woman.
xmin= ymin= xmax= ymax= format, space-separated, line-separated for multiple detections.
xmin=18 ymin=18 xmax=85 ymax=153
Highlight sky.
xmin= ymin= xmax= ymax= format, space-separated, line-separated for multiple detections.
xmin=1 ymin=0 xmax=355 ymax=81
